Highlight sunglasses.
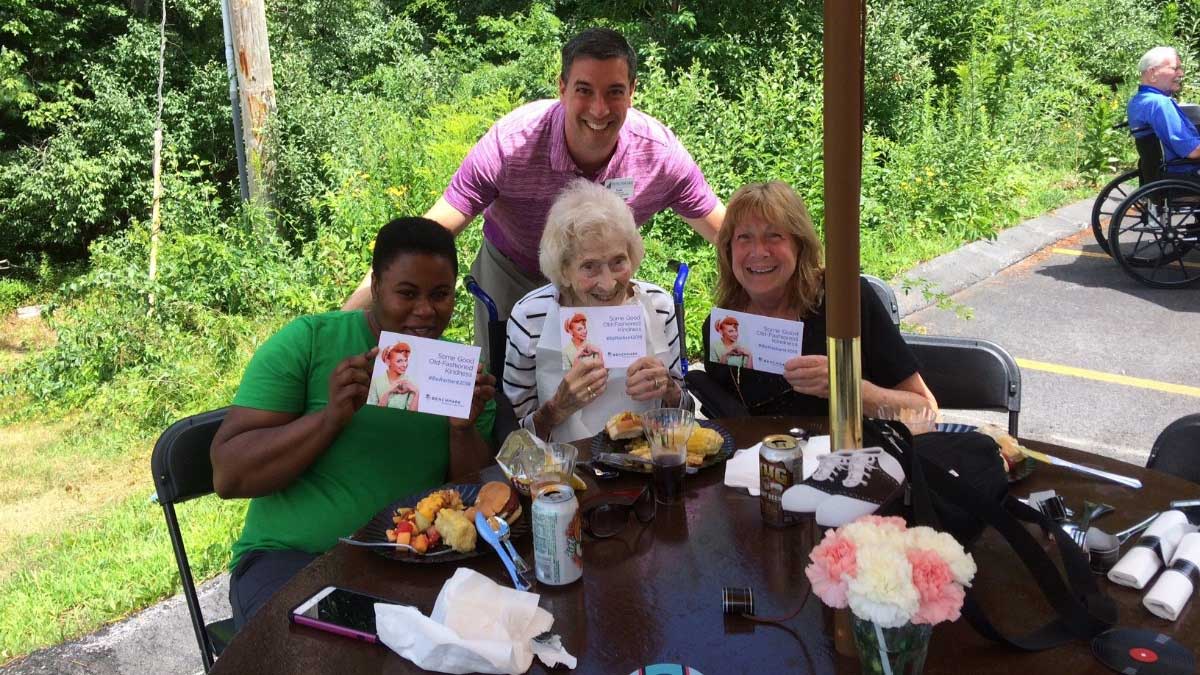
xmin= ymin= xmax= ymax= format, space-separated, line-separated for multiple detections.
xmin=581 ymin=486 xmax=656 ymax=538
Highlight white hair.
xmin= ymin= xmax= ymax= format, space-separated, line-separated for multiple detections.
xmin=538 ymin=179 xmax=645 ymax=288
xmin=1139 ymin=46 xmax=1179 ymax=76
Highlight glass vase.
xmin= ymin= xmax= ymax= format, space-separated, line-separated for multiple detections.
xmin=849 ymin=615 xmax=932 ymax=675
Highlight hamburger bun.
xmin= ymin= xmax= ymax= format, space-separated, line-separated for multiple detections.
xmin=606 ymin=411 xmax=644 ymax=440
xmin=476 ymin=481 xmax=522 ymax=523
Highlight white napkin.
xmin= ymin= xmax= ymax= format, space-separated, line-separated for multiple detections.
xmin=724 ymin=445 xmax=762 ymax=496
xmin=801 ymin=435 xmax=831 ymax=479
xmin=723 ymin=435 xmax=831 ymax=497
xmin=375 ymin=568 xmax=576 ymax=674
xmin=1108 ymin=511 xmax=1196 ymax=589
xmin=1144 ymin=532 xmax=1200 ymax=621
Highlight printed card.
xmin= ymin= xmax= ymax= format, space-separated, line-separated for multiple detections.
xmin=367 ymin=332 xmax=481 ymax=419
xmin=708 ymin=308 xmax=804 ymax=375
xmin=559 ymin=304 xmax=646 ymax=369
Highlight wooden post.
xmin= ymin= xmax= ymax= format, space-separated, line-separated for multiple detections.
xmin=148 ymin=0 xmax=167 ymax=310
xmin=226 ymin=0 xmax=276 ymax=206
xmin=824 ymin=0 xmax=867 ymax=450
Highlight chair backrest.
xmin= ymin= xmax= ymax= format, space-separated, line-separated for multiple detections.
xmin=152 ymin=408 xmax=227 ymax=505
xmin=903 ymin=334 xmax=1022 ymax=436
xmin=1132 ymin=125 xmax=1165 ymax=184
xmin=150 ymin=408 xmax=229 ymax=672
xmin=863 ymin=274 xmax=900 ymax=325
xmin=1146 ymin=413 xmax=1200 ymax=485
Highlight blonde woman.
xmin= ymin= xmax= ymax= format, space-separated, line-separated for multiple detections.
xmin=705 ymin=181 xmax=937 ymax=416
xmin=504 ymin=179 xmax=686 ymax=441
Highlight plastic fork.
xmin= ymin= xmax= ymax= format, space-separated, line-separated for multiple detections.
xmin=494 ymin=517 xmax=535 ymax=589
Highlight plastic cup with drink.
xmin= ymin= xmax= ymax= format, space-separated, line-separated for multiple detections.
xmin=519 ymin=441 xmax=578 ymax=498
xmin=642 ymin=408 xmax=696 ymax=506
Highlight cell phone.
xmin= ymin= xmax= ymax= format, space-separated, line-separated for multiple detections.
xmin=289 ymin=586 xmax=398 ymax=643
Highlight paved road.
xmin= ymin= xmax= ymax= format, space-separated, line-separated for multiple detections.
xmin=4 ymin=197 xmax=1197 ymax=674
xmin=901 ymin=201 xmax=1200 ymax=466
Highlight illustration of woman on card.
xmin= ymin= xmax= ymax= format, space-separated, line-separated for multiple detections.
xmin=562 ymin=312 xmax=603 ymax=369
xmin=711 ymin=315 xmax=753 ymax=369
xmin=368 ymin=341 xmax=420 ymax=411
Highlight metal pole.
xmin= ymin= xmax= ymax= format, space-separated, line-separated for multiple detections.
xmin=220 ymin=0 xmax=250 ymax=202
xmin=824 ymin=0 xmax=866 ymax=451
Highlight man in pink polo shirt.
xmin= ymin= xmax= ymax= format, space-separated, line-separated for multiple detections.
xmin=343 ymin=28 xmax=725 ymax=354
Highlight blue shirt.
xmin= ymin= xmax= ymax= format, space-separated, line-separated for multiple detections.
xmin=1128 ymin=84 xmax=1200 ymax=171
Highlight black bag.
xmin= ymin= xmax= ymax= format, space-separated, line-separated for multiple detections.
xmin=863 ymin=418 xmax=1118 ymax=651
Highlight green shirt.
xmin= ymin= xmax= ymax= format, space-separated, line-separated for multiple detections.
xmin=228 ymin=311 xmax=495 ymax=569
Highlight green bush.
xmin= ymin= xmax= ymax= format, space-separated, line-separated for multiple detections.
xmin=4 ymin=0 xmax=1180 ymax=415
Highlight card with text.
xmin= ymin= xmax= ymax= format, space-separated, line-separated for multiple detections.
xmin=559 ymin=305 xmax=646 ymax=369
xmin=708 ymin=308 xmax=804 ymax=375
xmin=367 ymin=332 xmax=481 ymax=418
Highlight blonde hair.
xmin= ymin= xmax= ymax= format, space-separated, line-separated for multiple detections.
xmin=715 ymin=181 xmax=824 ymax=316
xmin=539 ymin=179 xmax=645 ymax=288
xmin=715 ymin=315 xmax=739 ymax=331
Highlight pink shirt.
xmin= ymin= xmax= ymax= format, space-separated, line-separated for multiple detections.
xmin=444 ymin=100 xmax=719 ymax=276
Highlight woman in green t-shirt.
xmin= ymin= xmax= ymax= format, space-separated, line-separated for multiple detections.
xmin=211 ymin=217 xmax=497 ymax=630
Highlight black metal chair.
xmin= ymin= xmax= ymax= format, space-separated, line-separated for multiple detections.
xmin=903 ymin=334 xmax=1022 ymax=436
xmin=1146 ymin=413 xmax=1200 ymax=485
xmin=863 ymin=274 xmax=900 ymax=325
xmin=149 ymin=408 xmax=235 ymax=673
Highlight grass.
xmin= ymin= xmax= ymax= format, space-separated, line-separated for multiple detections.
xmin=0 ymin=168 xmax=1105 ymax=663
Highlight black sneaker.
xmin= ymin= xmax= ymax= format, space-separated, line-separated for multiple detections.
xmin=780 ymin=451 xmax=855 ymax=513
xmin=815 ymin=448 xmax=906 ymax=527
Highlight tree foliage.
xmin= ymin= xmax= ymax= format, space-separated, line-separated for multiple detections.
xmin=0 ymin=0 xmax=1181 ymax=426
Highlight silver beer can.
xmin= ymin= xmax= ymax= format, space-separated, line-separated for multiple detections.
xmin=532 ymin=484 xmax=582 ymax=585
xmin=760 ymin=433 xmax=803 ymax=528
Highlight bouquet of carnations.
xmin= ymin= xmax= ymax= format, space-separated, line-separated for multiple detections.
xmin=805 ymin=515 xmax=977 ymax=628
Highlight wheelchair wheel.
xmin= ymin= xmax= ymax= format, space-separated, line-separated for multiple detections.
xmin=1107 ymin=179 xmax=1200 ymax=288
xmin=1090 ymin=169 xmax=1138 ymax=255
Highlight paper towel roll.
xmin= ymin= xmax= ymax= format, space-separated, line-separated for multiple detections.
xmin=1144 ymin=532 xmax=1200 ymax=621
xmin=1107 ymin=511 xmax=1193 ymax=589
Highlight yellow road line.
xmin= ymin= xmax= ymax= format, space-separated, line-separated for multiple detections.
xmin=1016 ymin=358 xmax=1200 ymax=398
xmin=1051 ymin=247 xmax=1109 ymax=260
xmin=1052 ymin=247 xmax=1200 ymax=268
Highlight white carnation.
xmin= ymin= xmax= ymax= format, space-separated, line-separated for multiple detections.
xmin=846 ymin=542 xmax=919 ymax=628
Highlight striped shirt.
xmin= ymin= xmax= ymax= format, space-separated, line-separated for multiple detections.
xmin=504 ymin=281 xmax=683 ymax=440
xmin=444 ymin=100 xmax=718 ymax=277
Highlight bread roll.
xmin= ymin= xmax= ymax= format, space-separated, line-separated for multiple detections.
xmin=606 ymin=411 xmax=644 ymax=440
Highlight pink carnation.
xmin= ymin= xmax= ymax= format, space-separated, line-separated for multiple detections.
xmin=806 ymin=530 xmax=857 ymax=608
xmin=907 ymin=548 xmax=964 ymax=625
xmin=854 ymin=515 xmax=909 ymax=530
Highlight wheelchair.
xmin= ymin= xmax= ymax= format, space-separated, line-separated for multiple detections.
xmin=1097 ymin=125 xmax=1200 ymax=288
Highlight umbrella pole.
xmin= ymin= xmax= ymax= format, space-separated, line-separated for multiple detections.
xmin=824 ymin=0 xmax=866 ymax=450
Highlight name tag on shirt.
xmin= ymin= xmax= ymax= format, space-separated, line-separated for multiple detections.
xmin=604 ymin=177 xmax=635 ymax=200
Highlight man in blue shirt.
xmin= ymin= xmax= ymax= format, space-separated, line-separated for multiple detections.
xmin=1128 ymin=46 xmax=1200 ymax=173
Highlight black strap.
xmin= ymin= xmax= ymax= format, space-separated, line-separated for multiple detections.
xmin=908 ymin=449 xmax=1116 ymax=651
xmin=1133 ymin=535 xmax=1166 ymax=565
xmin=1168 ymin=558 xmax=1200 ymax=587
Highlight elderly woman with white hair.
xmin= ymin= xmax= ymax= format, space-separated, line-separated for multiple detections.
xmin=504 ymin=179 xmax=685 ymax=441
